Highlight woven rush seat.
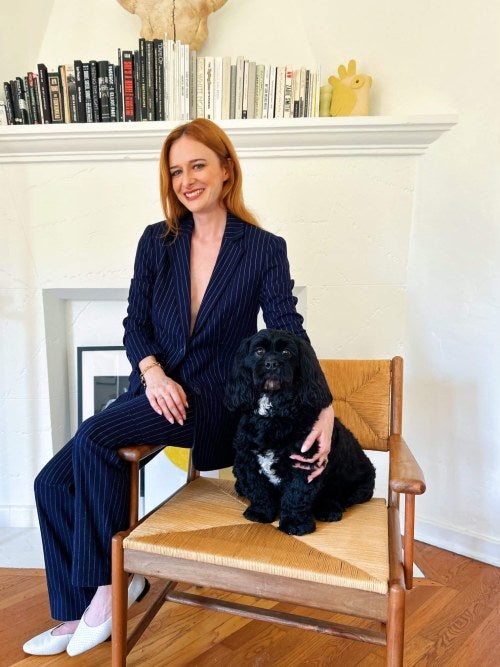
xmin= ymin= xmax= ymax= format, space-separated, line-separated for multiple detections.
xmin=124 ymin=477 xmax=389 ymax=594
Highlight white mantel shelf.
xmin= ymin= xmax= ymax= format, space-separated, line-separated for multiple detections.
xmin=0 ymin=115 xmax=457 ymax=163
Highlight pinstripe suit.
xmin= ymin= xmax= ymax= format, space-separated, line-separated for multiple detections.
xmin=34 ymin=213 xmax=307 ymax=620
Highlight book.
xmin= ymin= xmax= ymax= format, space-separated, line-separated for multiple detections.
xmin=89 ymin=61 xmax=100 ymax=122
xmin=204 ymin=56 xmax=214 ymax=119
xmin=2 ymin=82 xmax=15 ymax=124
xmin=27 ymin=72 xmax=41 ymax=123
xmin=196 ymin=56 xmax=204 ymax=118
xmin=246 ymin=61 xmax=256 ymax=120
xmin=82 ymin=63 xmax=93 ymax=122
xmin=16 ymin=77 xmax=30 ymax=123
xmin=74 ymin=61 xmax=87 ymax=122
xmin=145 ymin=40 xmax=154 ymax=121
xmin=154 ymin=39 xmax=164 ymax=121
xmin=138 ymin=38 xmax=148 ymax=120
xmin=108 ymin=63 xmax=117 ymax=121
xmin=283 ymin=65 xmax=294 ymax=118
xmin=115 ymin=62 xmax=123 ymax=122
xmin=122 ymin=50 xmax=135 ymax=121
xmin=268 ymin=65 xmax=277 ymax=118
xmin=97 ymin=60 xmax=111 ymax=122
xmin=235 ymin=56 xmax=244 ymax=119
xmin=47 ymin=72 xmax=64 ymax=123
xmin=189 ymin=49 xmax=197 ymax=120
xmin=254 ymin=64 xmax=265 ymax=119
xmin=274 ymin=66 xmax=286 ymax=118
xmin=0 ymin=100 xmax=8 ymax=125
xmin=36 ymin=64 xmax=52 ymax=123
xmin=213 ymin=56 xmax=223 ymax=120
xmin=229 ymin=64 xmax=237 ymax=119
xmin=221 ymin=56 xmax=231 ymax=120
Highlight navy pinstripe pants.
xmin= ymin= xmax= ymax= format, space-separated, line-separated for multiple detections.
xmin=34 ymin=393 xmax=194 ymax=621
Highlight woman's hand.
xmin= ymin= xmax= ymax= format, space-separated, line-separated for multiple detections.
xmin=141 ymin=361 xmax=188 ymax=425
xmin=290 ymin=404 xmax=334 ymax=482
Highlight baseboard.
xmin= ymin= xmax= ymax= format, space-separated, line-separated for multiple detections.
xmin=416 ymin=517 xmax=500 ymax=567
xmin=0 ymin=505 xmax=39 ymax=529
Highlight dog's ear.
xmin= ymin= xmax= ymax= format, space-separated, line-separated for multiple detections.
xmin=224 ymin=335 xmax=256 ymax=411
xmin=296 ymin=337 xmax=333 ymax=409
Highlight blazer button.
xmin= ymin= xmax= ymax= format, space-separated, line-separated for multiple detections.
xmin=192 ymin=385 xmax=202 ymax=395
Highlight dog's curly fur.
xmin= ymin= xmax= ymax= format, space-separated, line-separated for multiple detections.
xmin=224 ymin=329 xmax=376 ymax=536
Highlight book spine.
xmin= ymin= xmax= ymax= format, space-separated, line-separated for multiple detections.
xmin=47 ymin=72 xmax=64 ymax=123
xmin=133 ymin=51 xmax=142 ymax=121
xmin=183 ymin=43 xmax=190 ymax=121
xmin=37 ymin=64 xmax=52 ymax=123
xmin=145 ymin=40 xmax=154 ymax=121
xmin=268 ymin=66 xmax=277 ymax=119
xmin=108 ymin=63 xmax=117 ymax=122
xmin=116 ymin=49 xmax=123 ymax=122
xmin=2 ymin=82 xmax=15 ymax=124
xmin=274 ymin=66 xmax=286 ymax=118
xmin=235 ymin=56 xmax=244 ymax=119
xmin=254 ymin=63 xmax=265 ymax=119
xmin=241 ymin=59 xmax=249 ymax=119
xmin=221 ymin=56 xmax=231 ymax=120
xmin=246 ymin=61 xmax=256 ymax=120
xmin=89 ymin=61 xmax=100 ymax=122
xmin=154 ymin=39 xmax=165 ymax=121
xmin=196 ymin=56 xmax=204 ymax=118
xmin=283 ymin=65 xmax=294 ymax=118
xmin=293 ymin=69 xmax=300 ymax=118
xmin=189 ymin=49 xmax=197 ymax=120
xmin=18 ymin=77 xmax=31 ymax=123
xmin=65 ymin=64 xmax=78 ymax=122
xmin=23 ymin=76 xmax=35 ymax=124
xmin=213 ymin=56 xmax=223 ymax=120
xmin=82 ymin=63 xmax=93 ymax=122
xmin=74 ymin=60 xmax=87 ymax=122
xmin=122 ymin=51 xmax=135 ymax=121
xmin=97 ymin=61 xmax=110 ymax=122
xmin=229 ymin=64 xmax=236 ymax=119
xmin=0 ymin=100 xmax=8 ymax=125
xmin=58 ymin=66 xmax=69 ymax=122
xmin=27 ymin=72 xmax=41 ymax=123
xmin=138 ymin=38 xmax=147 ymax=120
xmin=204 ymin=56 xmax=214 ymax=120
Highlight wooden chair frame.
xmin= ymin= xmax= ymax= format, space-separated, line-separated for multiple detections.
xmin=112 ymin=357 xmax=425 ymax=666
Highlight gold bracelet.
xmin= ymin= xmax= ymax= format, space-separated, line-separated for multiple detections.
xmin=140 ymin=361 xmax=162 ymax=388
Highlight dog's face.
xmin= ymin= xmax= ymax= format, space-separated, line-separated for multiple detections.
xmin=245 ymin=330 xmax=301 ymax=393
xmin=225 ymin=329 xmax=333 ymax=412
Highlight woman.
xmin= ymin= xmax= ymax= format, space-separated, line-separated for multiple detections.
xmin=24 ymin=118 xmax=334 ymax=657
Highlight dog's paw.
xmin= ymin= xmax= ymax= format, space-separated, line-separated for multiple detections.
xmin=244 ymin=505 xmax=277 ymax=524
xmin=279 ymin=516 xmax=316 ymax=536
xmin=314 ymin=509 xmax=343 ymax=522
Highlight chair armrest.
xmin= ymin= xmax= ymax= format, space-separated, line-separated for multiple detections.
xmin=118 ymin=444 xmax=165 ymax=464
xmin=389 ymin=435 xmax=426 ymax=495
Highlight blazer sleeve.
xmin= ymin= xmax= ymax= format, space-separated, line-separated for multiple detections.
xmin=259 ymin=234 xmax=309 ymax=341
xmin=122 ymin=225 xmax=165 ymax=369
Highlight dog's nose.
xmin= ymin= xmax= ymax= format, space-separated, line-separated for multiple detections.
xmin=265 ymin=360 xmax=278 ymax=371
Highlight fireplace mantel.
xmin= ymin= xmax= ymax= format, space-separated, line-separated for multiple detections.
xmin=0 ymin=115 xmax=457 ymax=163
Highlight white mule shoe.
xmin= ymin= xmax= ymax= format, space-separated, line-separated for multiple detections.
xmin=66 ymin=573 xmax=148 ymax=657
xmin=23 ymin=624 xmax=74 ymax=655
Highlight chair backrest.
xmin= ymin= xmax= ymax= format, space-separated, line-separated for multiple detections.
xmin=319 ymin=358 xmax=402 ymax=452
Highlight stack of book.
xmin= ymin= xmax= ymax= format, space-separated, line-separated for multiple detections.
xmin=1 ymin=38 xmax=320 ymax=125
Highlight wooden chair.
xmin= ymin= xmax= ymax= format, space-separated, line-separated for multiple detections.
xmin=112 ymin=357 xmax=425 ymax=666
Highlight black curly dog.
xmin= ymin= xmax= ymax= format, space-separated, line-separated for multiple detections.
xmin=225 ymin=329 xmax=376 ymax=536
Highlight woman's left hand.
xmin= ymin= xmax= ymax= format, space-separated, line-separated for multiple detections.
xmin=290 ymin=404 xmax=334 ymax=482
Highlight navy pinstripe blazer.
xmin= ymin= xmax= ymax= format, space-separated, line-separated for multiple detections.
xmin=122 ymin=213 xmax=307 ymax=470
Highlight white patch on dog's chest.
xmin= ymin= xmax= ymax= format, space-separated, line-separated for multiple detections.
xmin=256 ymin=449 xmax=281 ymax=486
xmin=256 ymin=394 xmax=272 ymax=416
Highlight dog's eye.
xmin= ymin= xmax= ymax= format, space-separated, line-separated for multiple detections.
xmin=255 ymin=347 xmax=265 ymax=357
xmin=282 ymin=350 xmax=291 ymax=358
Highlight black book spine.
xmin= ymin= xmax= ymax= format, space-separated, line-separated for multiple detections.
xmin=107 ymin=63 xmax=117 ymax=122
xmin=29 ymin=72 xmax=42 ymax=123
xmin=133 ymin=51 xmax=142 ymax=121
xmin=3 ymin=82 xmax=15 ymax=124
xmin=122 ymin=51 xmax=135 ymax=121
xmin=82 ymin=63 xmax=93 ymax=122
xmin=47 ymin=72 xmax=64 ymax=123
xmin=10 ymin=80 xmax=24 ymax=124
xmin=145 ymin=40 xmax=154 ymax=121
xmin=154 ymin=38 xmax=165 ymax=121
xmin=89 ymin=61 xmax=100 ymax=122
xmin=66 ymin=66 xmax=78 ymax=122
xmin=97 ymin=60 xmax=111 ymax=122
xmin=74 ymin=60 xmax=87 ymax=122
xmin=37 ymin=64 xmax=52 ymax=123
xmin=138 ymin=38 xmax=147 ymax=120
xmin=17 ymin=77 xmax=31 ymax=123
xmin=115 ymin=50 xmax=123 ymax=122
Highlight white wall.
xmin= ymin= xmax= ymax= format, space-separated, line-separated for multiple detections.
xmin=1 ymin=0 xmax=499 ymax=565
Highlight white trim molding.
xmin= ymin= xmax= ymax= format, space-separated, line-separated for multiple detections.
xmin=0 ymin=115 xmax=458 ymax=163
xmin=416 ymin=517 xmax=500 ymax=568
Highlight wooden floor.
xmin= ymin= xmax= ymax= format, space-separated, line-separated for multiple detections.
xmin=1 ymin=541 xmax=499 ymax=667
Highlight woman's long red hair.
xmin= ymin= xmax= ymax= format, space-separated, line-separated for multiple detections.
xmin=159 ymin=118 xmax=259 ymax=235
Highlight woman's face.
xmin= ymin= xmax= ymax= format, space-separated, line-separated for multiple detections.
xmin=169 ymin=136 xmax=229 ymax=218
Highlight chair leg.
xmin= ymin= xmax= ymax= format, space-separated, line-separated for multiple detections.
xmin=404 ymin=494 xmax=415 ymax=589
xmin=386 ymin=583 xmax=405 ymax=667
xmin=112 ymin=532 xmax=129 ymax=667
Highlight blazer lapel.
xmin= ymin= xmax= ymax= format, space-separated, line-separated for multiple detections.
xmin=168 ymin=217 xmax=193 ymax=340
xmin=192 ymin=214 xmax=246 ymax=335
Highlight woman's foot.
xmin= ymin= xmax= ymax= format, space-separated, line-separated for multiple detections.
xmin=66 ymin=574 xmax=148 ymax=656
xmin=23 ymin=623 xmax=77 ymax=655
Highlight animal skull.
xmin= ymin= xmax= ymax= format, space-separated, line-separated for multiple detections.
xmin=117 ymin=0 xmax=229 ymax=51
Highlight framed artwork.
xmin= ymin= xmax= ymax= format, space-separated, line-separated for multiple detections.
xmin=77 ymin=346 xmax=131 ymax=425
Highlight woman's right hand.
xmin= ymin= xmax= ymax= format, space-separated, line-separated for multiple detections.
xmin=142 ymin=364 xmax=188 ymax=425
